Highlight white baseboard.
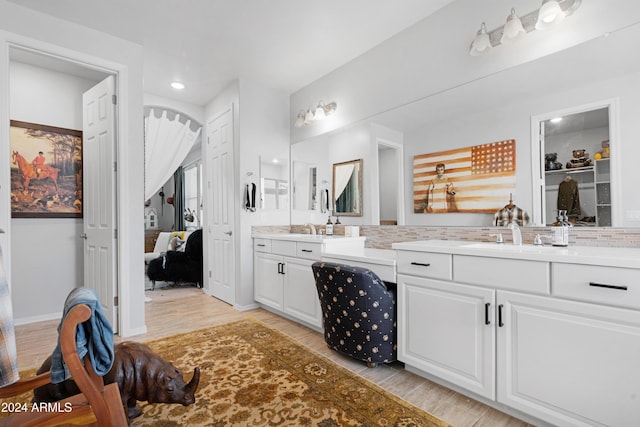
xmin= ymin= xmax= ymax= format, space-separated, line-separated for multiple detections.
xmin=234 ymin=302 xmax=259 ymax=311
xmin=14 ymin=311 xmax=62 ymax=326
xmin=120 ymin=325 xmax=148 ymax=338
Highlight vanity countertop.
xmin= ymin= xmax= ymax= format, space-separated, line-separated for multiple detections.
xmin=391 ymin=239 xmax=640 ymax=269
xmin=321 ymin=247 xmax=396 ymax=266
xmin=252 ymin=233 xmax=366 ymax=243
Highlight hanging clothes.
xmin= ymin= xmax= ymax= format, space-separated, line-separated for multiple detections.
xmin=557 ymin=176 xmax=581 ymax=217
xmin=494 ymin=205 xmax=530 ymax=226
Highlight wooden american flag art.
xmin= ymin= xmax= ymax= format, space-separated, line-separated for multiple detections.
xmin=413 ymin=139 xmax=516 ymax=213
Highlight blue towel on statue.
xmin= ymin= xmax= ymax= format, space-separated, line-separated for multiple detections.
xmin=50 ymin=287 xmax=114 ymax=384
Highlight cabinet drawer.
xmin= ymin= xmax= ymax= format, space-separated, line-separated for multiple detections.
xmin=454 ymin=255 xmax=550 ymax=294
xmin=253 ymin=238 xmax=271 ymax=253
xmin=552 ymin=263 xmax=640 ymax=309
xmin=322 ymin=256 xmax=396 ymax=283
xmin=271 ymin=240 xmax=297 ymax=257
xmin=296 ymin=242 xmax=322 ymax=260
xmin=396 ymin=251 xmax=452 ymax=280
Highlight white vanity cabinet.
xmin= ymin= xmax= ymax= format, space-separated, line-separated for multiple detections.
xmin=397 ymin=272 xmax=496 ymax=399
xmin=253 ymin=235 xmax=366 ymax=330
xmin=393 ymin=240 xmax=640 ymax=427
xmin=498 ymin=289 xmax=640 ymax=427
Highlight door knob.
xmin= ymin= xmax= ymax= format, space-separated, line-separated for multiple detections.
xmin=224 ymin=231 xmax=232 ymax=236
xmin=80 ymin=233 xmax=88 ymax=239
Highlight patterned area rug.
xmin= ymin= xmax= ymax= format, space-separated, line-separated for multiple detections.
xmin=4 ymin=318 xmax=451 ymax=426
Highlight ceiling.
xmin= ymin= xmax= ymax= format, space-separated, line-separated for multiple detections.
xmin=9 ymin=0 xmax=456 ymax=106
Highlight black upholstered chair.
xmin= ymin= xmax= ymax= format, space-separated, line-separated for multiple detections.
xmin=147 ymin=229 xmax=203 ymax=289
xmin=311 ymin=261 xmax=397 ymax=367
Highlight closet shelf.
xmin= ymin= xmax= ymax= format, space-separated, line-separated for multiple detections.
xmin=545 ymin=166 xmax=593 ymax=175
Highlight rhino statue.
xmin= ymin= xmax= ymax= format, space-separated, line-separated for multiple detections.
xmin=34 ymin=341 xmax=201 ymax=419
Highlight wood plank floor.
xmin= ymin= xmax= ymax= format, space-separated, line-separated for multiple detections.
xmin=14 ymin=285 xmax=535 ymax=427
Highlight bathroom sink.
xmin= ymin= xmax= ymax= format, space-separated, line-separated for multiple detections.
xmin=253 ymin=233 xmax=363 ymax=242
xmin=462 ymin=242 xmax=563 ymax=252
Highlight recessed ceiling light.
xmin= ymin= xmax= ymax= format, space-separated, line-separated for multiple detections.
xmin=550 ymin=117 xmax=563 ymax=123
xmin=170 ymin=81 xmax=185 ymax=90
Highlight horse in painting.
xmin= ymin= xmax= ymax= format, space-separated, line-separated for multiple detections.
xmin=11 ymin=150 xmax=59 ymax=192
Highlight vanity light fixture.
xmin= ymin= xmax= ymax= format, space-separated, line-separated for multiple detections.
xmin=294 ymin=101 xmax=338 ymax=127
xmin=470 ymin=0 xmax=581 ymax=56
xmin=170 ymin=81 xmax=185 ymax=90
xmin=550 ymin=117 xmax=563 ymax=123
xmin=500 ymin=8 xmax=526 ymax=44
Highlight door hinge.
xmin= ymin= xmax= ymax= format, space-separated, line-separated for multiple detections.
xmin=209 ymin=270 xmax=212 ymax=278
xmin=113 ymin=161 xmax=117 ymax=172
xmin=114 ymin=296 xmax=119 ymax=306
xmin=114 ymin=229 xmax=118 ymax=239
xmin=112 ymin=94 xmax=117 ymax=105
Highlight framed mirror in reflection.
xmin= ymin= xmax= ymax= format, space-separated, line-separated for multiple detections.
xmin=333 ymin=159 xmax=363 ymax=217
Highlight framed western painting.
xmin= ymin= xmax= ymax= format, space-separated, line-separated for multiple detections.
xmin=10 ymin=120 xmax=83 ymax=218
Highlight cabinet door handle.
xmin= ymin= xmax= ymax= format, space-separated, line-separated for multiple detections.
xmin=410 ymin=262 xmax=431 ymax=267
xmin=277 ymin=262 xmax=285 ymax=274
xmin=256 ymin=244 xmax=266 ymax=247
xmin=498 ymin=304 xmax=504 ymax=327
xmin=301 ymin=249 xmax=313 ymax=253
xmin=589 ymin=282 xmax=628 ymax=291
xmin=485 ymin=303 xmax=491 ymax=325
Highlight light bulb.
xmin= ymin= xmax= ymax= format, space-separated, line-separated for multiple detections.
xmin=536 ymin=0 xmax=565 ymax=30
xmin=470 ymin=22 xmax=492 ymax=56
xmin=501 ymin=9 xmax=525 ymax=44
xmin=314 ymin=102 xmax=326 ymax=120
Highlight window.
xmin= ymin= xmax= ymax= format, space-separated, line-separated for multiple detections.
xmin=183 ymin=162 xmax=202 ymax=230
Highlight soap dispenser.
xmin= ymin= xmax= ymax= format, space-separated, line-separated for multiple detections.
xmin=552 ymin=210 xmax=569 ymax=247
xmin=325 ymin=216 xmax=334 ymax=236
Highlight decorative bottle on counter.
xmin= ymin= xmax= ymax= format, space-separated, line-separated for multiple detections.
xmin=326 ymin=216 xmax=334 ymax=236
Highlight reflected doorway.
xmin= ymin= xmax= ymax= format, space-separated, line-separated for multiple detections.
xmin=377 ymin=140 xmax=404 ymax=225
xmin=532 ymin=99 xmax=618 ymax=227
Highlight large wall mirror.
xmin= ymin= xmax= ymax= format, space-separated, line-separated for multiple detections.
xmin=290 ymin=23 xmax=640 ymax=228
xmin=333 ymin=159 xmax=362 ymax=217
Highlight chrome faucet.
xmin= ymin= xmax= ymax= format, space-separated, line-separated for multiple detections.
xmin=304 ymin=223 xmax=317 ymax=236
xmin=509 ymin=222 xmax=522 ymax=245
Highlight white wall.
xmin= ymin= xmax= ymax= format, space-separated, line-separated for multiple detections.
xmin=9 ymin=61 xmax=100 ymax=322
xmin=1 ymin=0 xmax=146 ymax=336
xmin=236 ymin=80 xmax=290 ymax=308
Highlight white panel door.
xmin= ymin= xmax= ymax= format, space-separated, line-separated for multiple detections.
xmin=497 ymin=291 xmax=640 ymax=427
xmin=206 ymin=108 xmax=235 ymax=304
xmin=397 ymin=274 xmax=496 ymax=399
xmin=82 ymin=75 xmax=117 ymax=330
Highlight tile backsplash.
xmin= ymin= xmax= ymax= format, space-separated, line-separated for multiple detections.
xmin=256 ymin=225 xmax=640 ymax=249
